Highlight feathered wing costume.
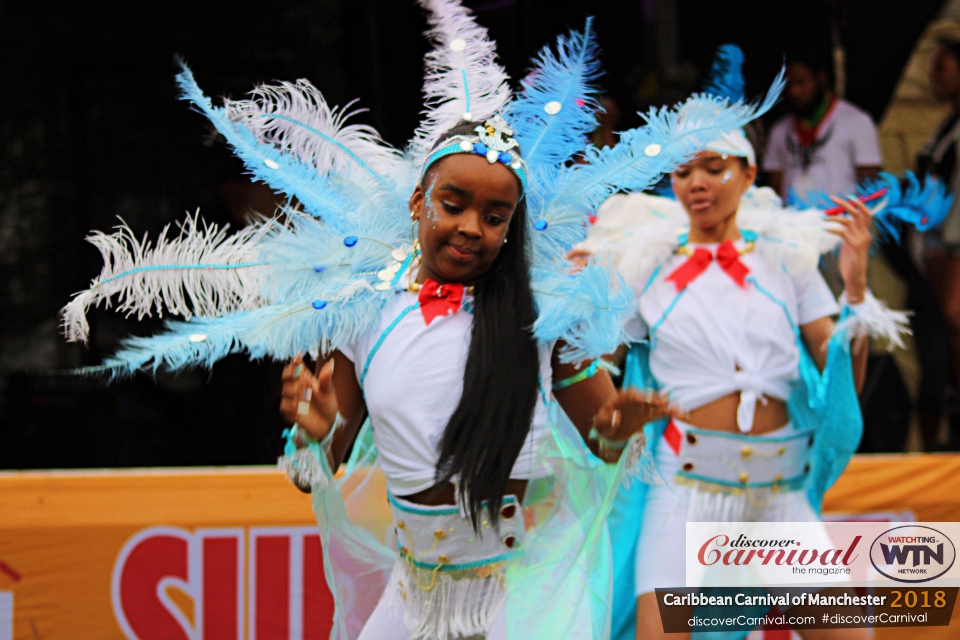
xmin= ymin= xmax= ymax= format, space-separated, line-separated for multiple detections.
xmin=61 ymin=11 xmax=785 ymax=640
xmin=581 ymin=44 xmax=953 ymax=640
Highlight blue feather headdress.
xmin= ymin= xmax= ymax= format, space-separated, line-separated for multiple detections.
xmin=61 ymin=0 xmax=785 ymax=375
xmin=702 ymin=43 xmax=746 ymax=103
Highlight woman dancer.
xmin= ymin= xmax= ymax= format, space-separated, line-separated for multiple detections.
xmin=580 ymin=47 xmax=947 ymax=638
xmin=580 ymin=128 xmax=948 ymax=640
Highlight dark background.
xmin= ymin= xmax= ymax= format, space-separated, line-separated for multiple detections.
xmin=0 ymin=0 xmax=943 ymax=469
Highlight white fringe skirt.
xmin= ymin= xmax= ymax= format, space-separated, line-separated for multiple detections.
xmin=634 ymin=419 xmax=820 ymax=596
xmin=378 ymin=493 xmax=525 ymax=640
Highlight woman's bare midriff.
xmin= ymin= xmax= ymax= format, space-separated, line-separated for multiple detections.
xmin=400 ymin=395 xmax=785 ymax=506
xmin=400 ymin=478 xmax=529 ymax=507
xmin=683 ymin=392 xmax=789 ymax=435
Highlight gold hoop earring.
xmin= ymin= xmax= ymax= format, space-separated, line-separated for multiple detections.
xmin=409 ymin=217 xmax=422 ymax=291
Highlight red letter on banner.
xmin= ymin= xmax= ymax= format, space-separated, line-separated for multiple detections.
xmin=201 ymin=531 xmax=243 ymax=639
xmin=113 ymin=528 xmax=193 ymax=640
xmin=303 ymin=534 xmax=334 ymax=638
xmin=255 ymin=535 xmax=290 ymax=639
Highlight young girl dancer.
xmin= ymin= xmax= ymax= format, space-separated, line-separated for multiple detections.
xmin=60 ymin=8 xmax=784 ymax=639
xmin=279 ymin=118 xmax=675 ymax=640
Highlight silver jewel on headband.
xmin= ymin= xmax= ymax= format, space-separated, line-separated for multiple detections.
xmin=419 ymin=115 xmax=528 ymax=191
xmin=475 ymin=115 xmax=519 ymax=154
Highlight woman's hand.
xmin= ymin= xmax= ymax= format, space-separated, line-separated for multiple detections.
xmin=592 ymin=388 xmax=682 ymax=441
xmin=828 ymin=196 xmax=872 ymax=303
xmin=280 ymin=356 xmax=339 ymax=442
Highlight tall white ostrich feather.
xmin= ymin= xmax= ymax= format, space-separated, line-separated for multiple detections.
xmin=224 ymin=81 xmax=402 ymax=180
xmin=61 ymin=213 xmax=274 ymax=343
xmin=407 ymin=0 xmax=512 ymax=162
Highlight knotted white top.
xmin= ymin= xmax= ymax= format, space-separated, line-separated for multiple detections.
xmin=626 ymin=239 xmax=839 ymax=432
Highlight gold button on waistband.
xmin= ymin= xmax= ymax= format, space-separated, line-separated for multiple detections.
xmin=739 ymin=472 xmax=749 ymax=484
xmin=434 ymin=529 xmax=447 ymax=540
xmin=777 ymin=446 xmax=786 ymax=456
xmin=740 ymin=446 xmax=752 ymax=459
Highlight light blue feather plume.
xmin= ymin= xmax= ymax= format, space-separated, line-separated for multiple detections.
xmin=702 ymin=44 xmax=745 ymax=102
xmin=531 ymin=261 xmax=631 ymax=363
xmin=507 ymin=17 xmax=602 ymax=171
xmin=787 ymin=171 xmax=954 ymax=243
xmin=93 ymin=281 xmax=392 ymax=377
xmin=863 ymin=171 xmax=953 ymax=240
xmin=177 ymin=64 xmax=407 ymax=240
xmin=560 ymin=76 xmax=783 ymax=213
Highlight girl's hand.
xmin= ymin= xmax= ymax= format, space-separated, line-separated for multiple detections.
xmin=567 ymin=248 xmax=592 ymax=271
xmin=280 ymin=356 xmax=339 ymax=442
xmin=592 ymin=388 xmax=682 ymax=441
xmin=828 ymin=196 xmax=872 ymax=303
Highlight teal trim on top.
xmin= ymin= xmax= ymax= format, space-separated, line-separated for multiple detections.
xmin=360 ymin=302 xmax=420 ymax=387
xmin=389 ymin=251 xmax=418 ymax=288
xmin=648 ymin=288 xmax=687 ymax=348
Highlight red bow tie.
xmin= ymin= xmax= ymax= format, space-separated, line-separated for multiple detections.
xmin=418 ymin=279 xmax=465 ymax=325
xmin=665 ymin=240 xmax=750 ymax=292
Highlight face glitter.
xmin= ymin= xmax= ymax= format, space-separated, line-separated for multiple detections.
xmin=424 ymin=174 xmax=440 ymax=222
xmin=721 ymin=170 xmax=733 ymax=184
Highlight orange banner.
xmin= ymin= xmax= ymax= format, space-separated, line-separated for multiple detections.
xmin=1 ymin=455 xmax=960 ymax=639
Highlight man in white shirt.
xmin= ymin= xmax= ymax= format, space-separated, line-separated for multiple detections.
xmin=763 ymin=54 xmax=883 ymax=200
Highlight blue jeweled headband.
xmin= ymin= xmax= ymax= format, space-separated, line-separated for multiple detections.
xmin=420 ymin=115 xmax=528 ymax=192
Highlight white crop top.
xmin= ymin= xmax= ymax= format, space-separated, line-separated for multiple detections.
xmin=340 ymin=290 xmax=553 ymax=496
xmin=627 ymin=239 xmax=840 ymax=432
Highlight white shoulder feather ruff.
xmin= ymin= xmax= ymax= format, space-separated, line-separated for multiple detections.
xmin=580 ymin=187 xmax=844 ymax=293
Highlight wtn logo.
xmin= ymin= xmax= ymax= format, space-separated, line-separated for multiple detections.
xmin=870 ymin=526 xmax=957 ymax=583
xmin=879 ymin=542 xmax=944 ymax=567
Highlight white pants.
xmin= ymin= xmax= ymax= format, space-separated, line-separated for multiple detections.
xmin=357 ymin=592 xmax=508 ymax=640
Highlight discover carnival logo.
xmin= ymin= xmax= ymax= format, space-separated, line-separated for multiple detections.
xmin=869 ymin=525 xmax=956 ymax=583
xmin=696 ymin=533 xmax=861 ymax=574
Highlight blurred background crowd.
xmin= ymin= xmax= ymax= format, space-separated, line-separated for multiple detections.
xmin=3 ymin=0 xmax=959 ymax=469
